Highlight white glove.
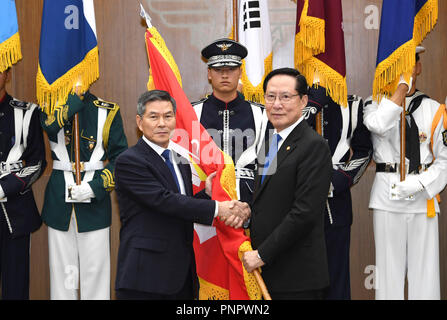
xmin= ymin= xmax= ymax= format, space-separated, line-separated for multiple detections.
xmin=0 ymin=185 xmax=5 ymax=199
xmin=398 ymin=74 xmax=413 ymax=94
xmin=69 ymin=182 xmax=95 ymax=202
xmin=394 ymin=175 xmax=424 ymax=199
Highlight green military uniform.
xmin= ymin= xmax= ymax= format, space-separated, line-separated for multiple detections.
xmin=40 ymin=91 xmax=128 ymax=232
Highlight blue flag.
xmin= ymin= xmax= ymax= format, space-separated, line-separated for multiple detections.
xmin=37 ymin=0 xmax=99 ymax=113
xmin=373 ymin=0 xmax=438 ymax=101
xmin=0 ymin=0 xmax=22 ymax=72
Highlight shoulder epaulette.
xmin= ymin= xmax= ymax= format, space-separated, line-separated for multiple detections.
xmin=191 ymin=97 xmax=208 ymax=107
xmin=9 ymin=99 xmax=32 ymax=110
xmin=94 ymin=99 xmax=117 ymax=110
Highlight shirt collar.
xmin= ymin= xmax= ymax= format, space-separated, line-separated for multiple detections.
xmin=274 ymin=116 xmax=304 ymax=141
xmin=142 ymin=135 xmax=168 ymax=157
xmin=209 ymin=93 xmax=243 ymax=110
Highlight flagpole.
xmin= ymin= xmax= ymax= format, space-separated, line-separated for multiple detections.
xmin=73 ymin=86 xmax=82 ymax=185
xmin=400 ymin=100 xmax=406 ymax=181
xmin=233 ymin=0 xmax=238 ymax=41
xmin=316 ymin=112 xmax=322 ymax=135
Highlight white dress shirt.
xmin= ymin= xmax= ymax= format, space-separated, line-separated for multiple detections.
xmin=275 ymin=116 xmax=305 ymax=150
xmin=142 ymin=136 xmax=218 ymax=217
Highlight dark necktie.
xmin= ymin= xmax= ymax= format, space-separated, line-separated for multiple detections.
xmin=405 ymin=105 xmax=421 ymax=174
xmin=161 ymin=149 xmax=180 ymax=192
xmin=261 ymin=133 xmax=282 ymax=184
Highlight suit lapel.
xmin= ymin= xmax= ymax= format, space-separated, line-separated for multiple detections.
xmin=252 ymin=122 xmax=304 ymax=203
xmin=136 ymin=139 xmax=179 ymax=192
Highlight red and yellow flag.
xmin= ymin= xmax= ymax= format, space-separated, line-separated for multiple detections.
xmin=295 ymin=0 xmax=347 ymax=107
xmin=144 ymin=24 xmax=261 ymax=300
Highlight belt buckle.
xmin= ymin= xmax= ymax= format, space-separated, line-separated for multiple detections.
xmin=72 ymin=162 xmax=85 ymax=172
xmin=385 ymin=163 xmax=394 ymax=172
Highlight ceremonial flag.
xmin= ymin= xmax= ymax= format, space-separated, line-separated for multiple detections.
xmin=295 ymin=0 xmax=347 ymax=107
xmin=36 ymin=0 xmax=99 ymax=114
xmin=373 ymin=0 xmax=438 ymax=101
xmin=141 ymin=7 xmax=262 ymax=300
xmin=0 ymin=0 xmax=22 ymax=72
xmin=238 ymin=0 xmax=272 ymax=104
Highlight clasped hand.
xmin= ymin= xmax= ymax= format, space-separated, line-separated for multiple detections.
xmin=205 ymin=171 xmax=251 ymax=229
xmin=217 ymin=200 xmax=251 ymax=229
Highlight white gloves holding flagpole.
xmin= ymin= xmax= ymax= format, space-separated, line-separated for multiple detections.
xmin=69 ymin=182 xmax=95 ymax=202
xmin=394 ymin=175 xmax=425 ymax=199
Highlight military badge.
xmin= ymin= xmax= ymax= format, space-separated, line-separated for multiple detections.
xmin=443 ymin=130 xmax=447 ymax=146
xmin=419 ymin=132 xmax=427 ymax=143
xmin=89 ymin=138 xmax=95 ymax=151
xmin=217 ymin=43 xmax=232 ymax=52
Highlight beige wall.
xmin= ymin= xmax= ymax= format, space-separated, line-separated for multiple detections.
xmin=6 ymin=0 xmax=447 ymax=299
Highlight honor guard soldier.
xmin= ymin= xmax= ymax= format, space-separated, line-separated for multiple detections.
xmin=40 ymin=91 xmax=128 ymax=300
xmin=364 ymin=47 xmax=447 ymax=300
xmin=305 ymin=87 xmax=373 ymax=300
xmin=193 ymin=39 xmax=268 ymax=203
xmin=0 ymin=68 xmax=46 ymax=299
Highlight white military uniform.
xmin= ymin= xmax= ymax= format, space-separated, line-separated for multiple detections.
xmin=364 ymin=92 xmax=447 ymax=300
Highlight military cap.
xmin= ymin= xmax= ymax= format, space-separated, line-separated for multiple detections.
xmin=201 ymin=38 xmax=248 ymax=68
xmin=416 ymin=46 xmax=426 ymax=54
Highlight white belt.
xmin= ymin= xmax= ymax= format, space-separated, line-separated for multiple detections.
xmin=0 ymin=160 xmax=23 ymax=174
xmin=235 ymin=167 xmax=254 ymax=180
xmin=53 ymin=160 xmax=104 ymax=173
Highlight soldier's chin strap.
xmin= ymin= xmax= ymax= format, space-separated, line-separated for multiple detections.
xmin=427 ymin=104 xmax=447 ymax=218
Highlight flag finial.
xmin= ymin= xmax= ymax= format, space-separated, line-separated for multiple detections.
xmin=139 ymin=3 xmax=152 ymax=28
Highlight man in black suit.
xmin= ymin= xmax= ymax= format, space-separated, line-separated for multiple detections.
xmin=114 ymin=90 xmax=250 ymax=300
xmin=242 ymin=68 xmax=332 ymax=300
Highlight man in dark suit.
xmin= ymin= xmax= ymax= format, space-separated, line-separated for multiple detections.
xmin=242 ymin=68 xmax=332 ymax=300
xmin=114 ymin=90 xmax=250 ymax=300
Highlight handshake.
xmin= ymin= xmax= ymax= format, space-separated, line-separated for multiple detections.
xmin=216 ymin=200 xmax=251 ymax=229
xmin=205 ymin=172 xmax=250 ymax=229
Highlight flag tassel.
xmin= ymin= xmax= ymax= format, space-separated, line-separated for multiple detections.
xmin=294 ymin=0 xmax=325 ymax=66
xmin=299 ymin=57 xmax=348 ymax=108
xmin=241 ymin=53 xmax=273 ymax=104
xmin=0 ymin=32 xmax=22 ymax=72
xmin=36 ymin=46 xmax=99 ymax=115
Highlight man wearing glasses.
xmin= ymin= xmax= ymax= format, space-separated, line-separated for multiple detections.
xmin=242 ymin=68 xmax=332 ymax=299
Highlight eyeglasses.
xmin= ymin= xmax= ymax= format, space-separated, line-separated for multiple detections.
xmin=264 ymin=93 xmax=299 ymax=104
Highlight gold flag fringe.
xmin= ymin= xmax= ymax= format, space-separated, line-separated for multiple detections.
xmin=373 ymin=0 xmax=438 ymax=102
xmin=298 ymin=57 xmax=348 ymax=108
xmin=198 ymin=277 xmax=230 ymax=300
xmin=241 ymin=53 xmax=273 ymax=104
xmin=372 ymin=40 xmax=415 ymax=102
xmin=0 ymin=32 xmax=22 ymax=72
xmin=36 ymin=46 xmax=99 ymax=115
xmin=294 ymin=0 xmax=325 ymax=67
xmin=238 ymin=241 xmax=263 ymax=300
xmin=413 ymin=0 xmax=438 ymax=46
xmin=146 ymin=27 xmax=182 ymax=89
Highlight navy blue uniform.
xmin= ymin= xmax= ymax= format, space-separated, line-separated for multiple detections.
xmin=305 ymin=86 xmax=372 ymax=300
xmin=0 ymin=94 xmax=46 ymax=299
xmin=193 ymin=94 xmax=266 ymax=204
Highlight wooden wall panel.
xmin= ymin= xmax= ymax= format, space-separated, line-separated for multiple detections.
xmin=5 ymin=0 xmax=447 ymax=300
